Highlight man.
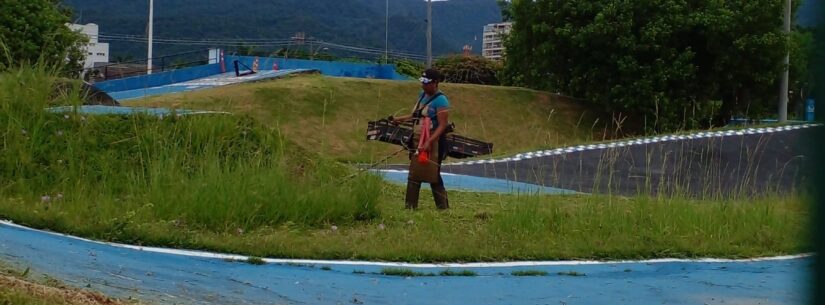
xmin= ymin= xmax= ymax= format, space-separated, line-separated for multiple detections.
xmin=392 ymin=69 xmax=450 ymax=209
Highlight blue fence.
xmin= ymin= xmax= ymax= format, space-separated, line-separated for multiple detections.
xmin=94 ymin=63 xmax=222 ymax=93
xmin=226 ymin=55 xmax=409 ymax=80
xmin=94 ymin=56 xmax=410 ymax=96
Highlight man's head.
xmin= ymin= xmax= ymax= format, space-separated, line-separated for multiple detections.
xmin=420 ymin=68 xmax=442 ymax=94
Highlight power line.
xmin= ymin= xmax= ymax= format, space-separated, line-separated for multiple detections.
xmin=95 ymin=32 xmax=430 ymax=60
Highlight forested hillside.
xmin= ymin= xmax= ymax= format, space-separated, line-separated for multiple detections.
xmin=61 ymin=0 xmax=502 ymax=60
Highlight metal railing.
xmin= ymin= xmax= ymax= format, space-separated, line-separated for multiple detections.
xmin=78 ymin=48 xmax=216 ymax=82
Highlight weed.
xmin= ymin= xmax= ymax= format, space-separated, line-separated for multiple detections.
xmin=511 ymin=270 xmax=548 ymax=276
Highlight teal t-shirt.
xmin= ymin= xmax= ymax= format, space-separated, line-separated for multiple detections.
xmin=418 ymin=91 xmax=449 ymax=129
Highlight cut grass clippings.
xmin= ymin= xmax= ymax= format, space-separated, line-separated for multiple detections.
xmin=0 ymin=264 xmax=139 ymax=305
xmin=511 ymin=270 xmax=549 ymax=276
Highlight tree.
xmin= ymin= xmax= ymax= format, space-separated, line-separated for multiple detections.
xmin=497 ymin=0 xmax=513 ymax=22
xmin=502 ymin=0 xmax=794 ymax=131
xmin=788 ymin=28 xmax=815 ymax=117
xmin=434 ymin=55 xmax=502 ymax=85
xmin=0 ymin=0 xmax=86 ymax=75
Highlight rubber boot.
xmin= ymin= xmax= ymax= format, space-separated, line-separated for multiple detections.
xmin=405 ymin=180 xmax=422 ymax=209
xmin=431 ymin=182 xmax=449 ymax=210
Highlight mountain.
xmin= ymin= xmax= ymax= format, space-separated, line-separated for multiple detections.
xmin=798 ymin=0 xmax=821 ymax=27
xmin=61 ymin=0 xmax=502 ymax=61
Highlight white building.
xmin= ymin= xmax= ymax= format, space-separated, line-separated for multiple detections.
xmin=482 ymin=22 xmax=512 ymax=61
xmin=68 ymin=23 xmax=109 ymax=69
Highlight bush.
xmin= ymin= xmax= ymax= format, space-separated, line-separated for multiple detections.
xmin=434 ymin=55 xmax=502 ymax=85
xmin=392 ymin=58 xmax=424 ymax=79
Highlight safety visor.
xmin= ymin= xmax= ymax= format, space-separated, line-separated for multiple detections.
xmin=419 ymin=77 xmax=435 ymax=84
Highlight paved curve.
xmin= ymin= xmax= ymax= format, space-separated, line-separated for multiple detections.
xmin=0 ymin=221 xmax=810 ymax=305
xmin=386 ymin=124 xmax=822 ymax=197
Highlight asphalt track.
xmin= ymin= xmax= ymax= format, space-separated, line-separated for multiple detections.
xmin=0 ymin=221 xmax=811 ymax=305
xmin=386 ymin=124 xmax=822 ymax=197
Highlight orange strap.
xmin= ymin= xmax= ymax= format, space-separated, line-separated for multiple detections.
xmin=417 ymin=117 xmax=431 ymax=164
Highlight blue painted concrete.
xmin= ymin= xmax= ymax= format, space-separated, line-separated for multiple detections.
xmin=107 ymin=69 xmax=311 ymax=101
xmin=0 ymin=221 xmax=810 ymax=305
xmin=47 ymin=105 xmax=230 ymax=117
xmin=373 ymin=169 xmax=580 ymax=194
xmin=94 ymin=64 xmax=222 ymax=93
xmin=95 ymin=57 xmax=407 ymax=99
xmin=227 ymin=55 xmax=409 ymax=80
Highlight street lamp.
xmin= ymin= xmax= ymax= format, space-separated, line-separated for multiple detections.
xmin=425 ymin=0 xmax=448 ymax=68
xmin=147 ymin=0 xmax=154 ymax=75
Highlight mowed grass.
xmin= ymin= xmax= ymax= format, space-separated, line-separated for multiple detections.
xmin=0 ymin=67 xmax=811 ymax=263
xmin=128 ymin=73 xmax=612 ymax=162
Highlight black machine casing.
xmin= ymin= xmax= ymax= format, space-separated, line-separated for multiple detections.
xmin=366 ymin=119 xmax=493 ymax=159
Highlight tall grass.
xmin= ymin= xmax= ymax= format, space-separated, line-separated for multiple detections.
xmin=0 ymin=67 xmax=809 ymax=262
xmin=0 ymin=67 xmax=381 ymax=239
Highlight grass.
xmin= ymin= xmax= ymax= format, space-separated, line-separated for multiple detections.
xmin=128 ymin=73 xmax=614 ymax=163
xmin=0 ymin=67 xmax=812 ymax=263
xmin=438 ymin=269 xmax=477 ymax=276
xmin=246 ymin=257 xmax=266 ymax=265
xmin=511 ymin=270 xmax=549 ymax=276
xmin=0 ymin=67 xmax=382 ymax=236
xmin=557 ymin=271 xmax=586 ymax=277
xmin=380 ymin=268 xmax=434 ymax=277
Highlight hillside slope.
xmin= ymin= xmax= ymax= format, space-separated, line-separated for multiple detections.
xmin=129 ymin=74 xmax=615 ymax=162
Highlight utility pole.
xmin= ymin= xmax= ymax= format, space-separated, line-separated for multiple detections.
xmin=426 ymin=0 xmax=432 ymax=68
xmin=779 ymin=0 xmax=791 ymax=122
xmin=385 ymin=0 xmax=389 ymax=64
xmin=147 ymin=0 xmax=154 ymax=75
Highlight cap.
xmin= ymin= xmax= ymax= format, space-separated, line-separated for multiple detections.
xmin=419 ymin=68 xmax=442 ymax=84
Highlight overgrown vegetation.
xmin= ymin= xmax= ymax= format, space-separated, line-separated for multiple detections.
xmin=392 ymin=58 xmax=424 ymax=79
xmin=0 ymin=67 xmax=811 ymax=263
xmin=0 ymin=67 xmax=381 ymax=239
xmin=434 ymin=55 xmax=502 ymax=85
xmin=511 ymin=270 xmax=548 ymax=276
xmin=380 ymin=268 xmax=433 ymax=277
xmin=501 ymin=0 xmax=814 ymax=131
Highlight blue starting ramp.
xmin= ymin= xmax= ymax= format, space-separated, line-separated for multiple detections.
xmin=107 ymin=69 xmax=312 ymax=101
xmin=47 ymin=105 xmax=230 ymax=117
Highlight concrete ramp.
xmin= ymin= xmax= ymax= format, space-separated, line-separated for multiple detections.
xmin=108 ymin=69 xmax=313 ymax=101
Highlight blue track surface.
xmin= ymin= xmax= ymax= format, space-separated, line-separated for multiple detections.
xmin=107 ymin=69 xmax=311 ymax=101
xmin=373 ymin=169 xmax=579 ymax=194
xmin=0 ymin=221 xmax=809 ymax=305
xmin=47 ymin=105 xmax=231 ymax=116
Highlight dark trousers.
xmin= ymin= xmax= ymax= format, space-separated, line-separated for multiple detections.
xmin=405 ymin=135 xmax=449 ymax=209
